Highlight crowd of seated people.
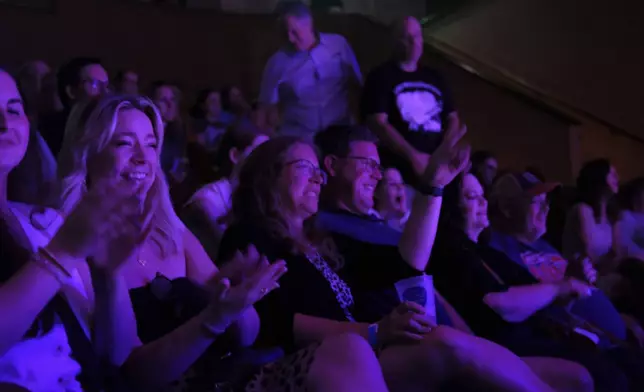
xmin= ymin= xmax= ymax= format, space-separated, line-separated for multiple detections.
xmin=2 ymin=1 xmax=644 ymax=391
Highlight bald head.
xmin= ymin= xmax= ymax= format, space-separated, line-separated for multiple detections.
xmin=391 ymin=16 xmax=424 ymax=64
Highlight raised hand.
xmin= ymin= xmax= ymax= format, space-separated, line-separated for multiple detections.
xmin=47 ymin=178 xmax=155 ymax=273
xmin=376 ymin=301 xmax=435 ymax=345
xmin=203 ymin=259 xmax=288 ymax=333
xmin=420 ymin=113 xmax=471 ymax=188
xmin=557 ymin=278 xmax=594 ymax=300
xmin=566 ymin=255 xmax=598 ymax=285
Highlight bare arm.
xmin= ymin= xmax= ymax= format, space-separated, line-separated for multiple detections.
xmin=483 ymin=283 xmax=562 ymax=322
xmin=122 ymin=311 xmax=224 ymax=390
xmin=614 ymin=214 xmax=644 ymax=260
xmin=575 ymin=204 xmax=600 ymax=260
xmin=0 ymin=257 xmax=66 ymax=355
xmin=398 ymin=194 xmax=443 ymax=270
xmin=184 ymin=229 xmax=260 ymax=347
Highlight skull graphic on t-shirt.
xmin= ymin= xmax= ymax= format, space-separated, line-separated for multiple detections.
xmin=394 ymin=81 xmax=444 ymax=133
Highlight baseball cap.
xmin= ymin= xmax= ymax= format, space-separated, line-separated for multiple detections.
xmin=489 ymin=171 xmax=560 ymax=207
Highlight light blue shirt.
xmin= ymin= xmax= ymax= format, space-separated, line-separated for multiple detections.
xmin=259 ymin=33 xmax=362 ymax=140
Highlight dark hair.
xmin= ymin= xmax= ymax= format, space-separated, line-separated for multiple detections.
xmin=576 ymin=158 xmax=613 ymax=220
xmin=233 ymin=136 xmax=342 ymax=268
xmin=471 ymin=150 xmax=495 ymax=167
xmin=314 ymin=124 xmax=378 ymax=158
xmin=220 ymin=85 xmax=236 ymax=113
xmin=214 ymin=119 xmax=268 ymax=179
xmin=57 ymin=57 xmax=102 ymax=109
xmin=525 ymin=166 xmax=546 ymax=182
xmin=440 ymin=172 xmax=468 ymax=230
xmin=148 ymin=80 xmax=173 ymax=97
xmin=190 ymin=88 xmax=218 ymax=119
xmin=114 ymin=69 xmax=136 ymax=84
xmin=619 ymin=177 xmax=644 ymax=212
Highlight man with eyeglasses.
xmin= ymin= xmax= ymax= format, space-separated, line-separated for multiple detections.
xmin=40 ymin=57 xmax=109 ymax=157
xmin=313 ymin=124 xmax=461 ymax=328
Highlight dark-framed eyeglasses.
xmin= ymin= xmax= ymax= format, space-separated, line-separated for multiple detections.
xmin=344 ymin=156 xmax=384 ymax=175
xmin=285 ymin=159 xmax=327 ymax=184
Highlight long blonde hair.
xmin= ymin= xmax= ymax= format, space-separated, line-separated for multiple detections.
xmin=57 ymin=95 xmax=183 ymax=257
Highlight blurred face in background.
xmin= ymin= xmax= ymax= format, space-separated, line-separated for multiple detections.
xmin=283 ymin=14 xmax=316 ymax=51
xmin=74 ymin=64 xmax=109 ymax=102
xmin=119 ymin=71 xmax=139 ymax=95
xmin=396 ymin=17 xmax=424 ymax=64
xmin=153 ymin=85 xmax=178 ymax=123
xmin=459 ymin=174 xmax=489 ymax=233
xmin=375 ymin=168 xmax=408 ymax=219
xmin=204 ymin=91 xmax=222 ymax=119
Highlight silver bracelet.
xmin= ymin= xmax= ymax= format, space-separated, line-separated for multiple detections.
xmin=32 ymin=248 xmax=74 ymax=285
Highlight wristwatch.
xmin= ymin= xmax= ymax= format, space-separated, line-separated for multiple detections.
xmin=368 ymin=323 xmax=379 ymax=349
xmin=417 ymin=184 xmax=444 ymax=197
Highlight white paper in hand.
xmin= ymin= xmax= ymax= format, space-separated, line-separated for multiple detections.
xmin=394 ymin=274 xmax=437 ymax=324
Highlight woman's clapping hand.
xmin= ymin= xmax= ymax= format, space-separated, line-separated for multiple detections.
xmin=203 ymin=248 xmax=287 ymax=333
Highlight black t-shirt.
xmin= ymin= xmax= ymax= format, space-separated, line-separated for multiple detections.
xmin=218 ymin=223 xmax=422 ymax=353
xmin=361 ymin=61 xmax=454 ymax=182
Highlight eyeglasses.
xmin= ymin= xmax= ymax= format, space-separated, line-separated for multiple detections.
xmin=285 ymin=159 xmax=327 ymax=184
xmin=344 ymin=156 xmax=384 ymax=175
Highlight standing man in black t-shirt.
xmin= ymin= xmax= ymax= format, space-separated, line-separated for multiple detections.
xmin=361 ymin=16 xmax=457 ymax=186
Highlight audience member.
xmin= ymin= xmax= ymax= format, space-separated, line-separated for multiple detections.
xmin=478 ymin=171 xmax=644 ymax=390
xmin=362 ymin=16 xmax=456 ymax=187
xmin=57 ymin=94 xmax=382 ymax=391
xmin=258 ymin=1 xmax=362 ymax=141
xmin=0 ymin=67 xmax=145 ymax=392
xmin=218 ymin=120 xmax=577 ymax=391
xmin=183 ymin=120 xmax=269 ymax=260
xmin=150 ymin=81 xmax=188 ymax=182
xmin=314 ymin=125 xmax=591 ymax=391
xmin=15 ymin=60 xmax=52 ymax=122
xmin=113 ymin=69 xmax=139 ymax=95
xmin=190 ymin=88 xmax=236 ymax=151
xmin=374 ymin=167 xmax=410 ymax=231
xmin=615 ymin=177 xmax=644 ymax=260
xmin=221 ymin=84 xmax=252 ymax=118
xmin=470 ymin=150 xmax=498 ymax=193
xmin=40 ymin=57 xmax=109 ymax=158
xmin=428 ymin=171 xmax=636 ymax=391
xmin=563 ymin=159 xmax=620 ymax=274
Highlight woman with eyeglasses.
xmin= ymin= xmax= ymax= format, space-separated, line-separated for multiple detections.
xmin=55 ymin=94 xmax=390 ymax=391
xmin=218 ymin=117 xmax=566 ymax=391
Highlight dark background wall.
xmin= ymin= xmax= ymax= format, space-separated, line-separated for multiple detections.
xmin=1 ymin=0 xmax=640 ymax=182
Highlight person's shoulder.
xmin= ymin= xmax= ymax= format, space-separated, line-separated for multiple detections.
xmin=320 ymin=32 xmax=349 ymax=46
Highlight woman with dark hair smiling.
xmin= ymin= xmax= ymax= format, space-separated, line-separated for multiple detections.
xmin=429 ymin=170 xmax=644 ymax=392
xmin=218 ymin=115 xmax=571 ymax=391
xmin=563 ymin=159 xmax=620 ymax=274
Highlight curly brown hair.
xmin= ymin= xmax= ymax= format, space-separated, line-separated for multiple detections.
xmin=232 ymin=136 xmax=343 ymax=269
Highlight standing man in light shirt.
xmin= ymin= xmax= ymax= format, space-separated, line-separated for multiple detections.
xmin=362 ymin=16 xmax=458 ymax=188
xmin=258 ymin=1 xmax=363 ymax=142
